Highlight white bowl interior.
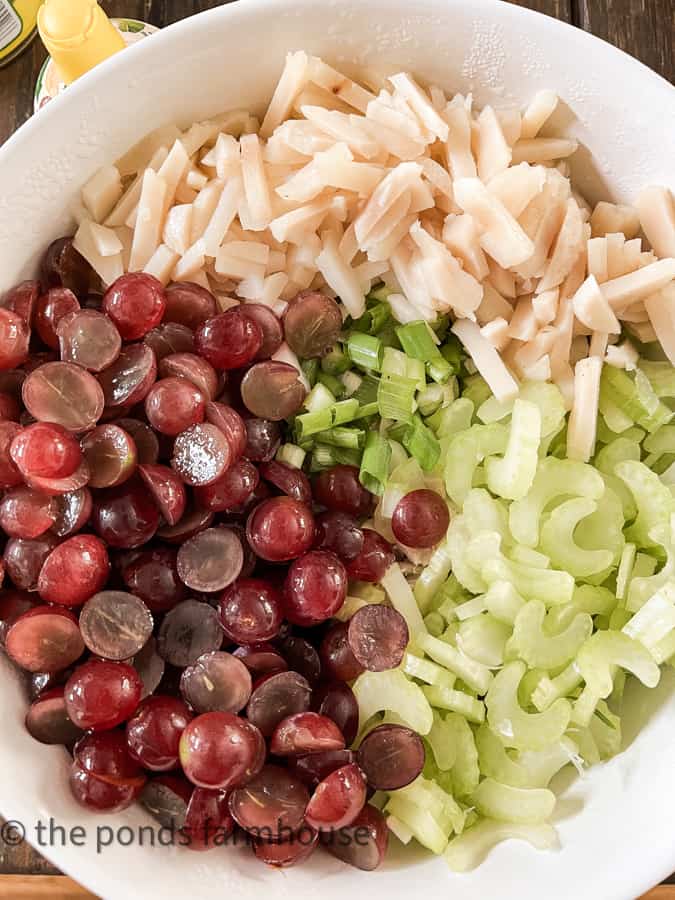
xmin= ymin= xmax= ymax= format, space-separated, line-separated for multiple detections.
xmin=0 ymin=2 xmax=674 ymax=898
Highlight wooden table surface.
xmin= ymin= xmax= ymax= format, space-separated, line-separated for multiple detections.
xmin=0 ymin=0 xmax=673 ymax=896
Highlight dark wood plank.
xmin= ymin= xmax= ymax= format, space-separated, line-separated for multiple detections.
xmin=575 ymin=0 xmax=674 ymax=82
xmin=507 ymin=0 xmax=572 ymax=21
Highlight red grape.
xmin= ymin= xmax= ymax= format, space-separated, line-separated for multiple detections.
xmin=228 ymin=765 xmax=309 ymax=837
xmin=345 ymin=529 xmax=395 ymax=583
xmin=240 ymin=361 xmax=307 ymax=420
xmin=0 ymin=486 xmax=57 ymax=538
xmin=164 ymin=282 xmax=217 ymax=331
xmin=321 ymin=803 xmax=388 ymax=870
xmin=180 ymin=651 xmax=252 ymax=714
xmin=0 ymin=308 xmax=29 ymax=369
xmin=137 ymin=464 xmax=186 ymax=526
xmin=244 ymin=304 xmax=284 ymax=361
xmin=271 ymin=712 xmax=345 ymax=756
xmin=252 ymin=827 xmax=318 ymax=867
xmin=195 ymin=309 xmax=262 ymax=370
xmin=194 ymin=458 xmax=259 ymax=512
xmin=304 ymin=763 xmax=367 ymax=831
xmin=114 ymin=418 xmax=158 ymax=465
xmin=347 ymin=605 xmax=409 ymax=671
xmin=145 ymin=377 xmax=206 ymax=436
xmin=283 ymin=291 xmax=343 ymax=358
xmin=98 ymin=343 xmax=157 ymax=407
xmin=157 ymin=599 xmax=223 ymax=667
xmin=357 ymin=724 xmax=425 ymax=790
xmin=218 ymin=578 xmax=282 ymax=644
xmin=50 ymin=487 xmax=93 ymax=536
xmin=70 ymin=761 xmax=140 ymax=812
xmin=204 ymin=402 xmax=247 ymax=461
xmin=246 ymin=496 xmax=315 ymax=562
xmin=157 ymin=505 xmax=214 ymax=543
xmin=0 ymin=420 xmax=23 ymax=487
xmin=10 ymin=422 xmax=82 ymax=479
xmin=141 ymin=773 xmax=192 ymax=828
xmin=243 ymin=417 xmax=281 ymax=462
xmin=144 ymin=322 xmax=194 ymax=360
xmin=171 ymin=422 xmax=232 ymax=487
xmin=2 ymin=280 xmax=39 ymax=326
xmin=23 ymin=361 xmax=104 ymax=431
xmin=41 ymin=237 xmax=96 ymax=296
xmin=37 ymin=534 xmax=109 ymax=607
xmin=126 ymin=695 xmax=193 ymax=771
xmin=122 ymin=546 xmax=186 ymax=613
xmin=313 ymin=465 xmax=374 ymax=517
xmin=102 ymin=273 xmax=166 ymax=340
xmin=0 ymin=391 xmax=20 ymax=421
xmin=320 ymin=623 xmax=365 ymax=682
xmin=79 ymin=590 xmax=153 ymax=660
xmin=75 ymin=730 xmax=146 ymax=786
xmin=282 ymin=550 xmax=347 ymax=626
xmin=176 ymin=527 xmax=243 ymax=592
xmin=0 ymin=590 xmax=37 ymax=645
xmin=34 ymin=288 xmax=80 ymax=349
xmin=25 ymin=686 xmax=84 ymax=746
xmin=159 ymin=353 xmax=218 ymax=400
xmin=179 ymin=711 xmax=265 ymax=789
xmin=25 ymin=458 xmax=90 ymax=496
xmin=64 ymin=659 xmax=142 ymax=730
xmin=391 ymin=489 xmax=450 ymax=548
xmin=232 ymin=644 xmax=288 ymax=677
xmin=92 ymin=480 xmax=160 ymax=548
xmin=312 ymin=682 xmax=359 ymax=746
xmin=182 ymin=786 xmax=234 ymax=851
xmin=246 ymin=670 xmax=312 ymax=737
xmin=5 ymin=605 xmax=84 ymax=672
xmin=3 ymin=534 xmax=57 ymax=591
xmin=277 ymin=635 xmax=322 ymax=684
xmin=289 ymin=750 xmax=357 ymax=789
xmin=259 ymin=460 xmax=312 ymax=504
xmin=57 ymin=309 xmax=122 ymax=372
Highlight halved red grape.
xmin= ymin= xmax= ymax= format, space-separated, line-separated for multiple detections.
xmin=171 ymin=422 xmax=231 ymax=487
xmin=114 ymin=418 xmax=159 ymax=464
xmin=10 ymin=422 xmax=82 ymax=479
xmin=252 ymin=827 xmax=318 ymax=867
xmin=0 ymin=308 xmax=30 ymax=369
xmin=240 ymin=361 xmax=307 ymax=421
xmin=244 ymin=304 xmax=284 ymax=361
xmin=259 ymin=460 xmax=311 ymax=504
xmin=23 ymin=361 xmax=104 ymax=431
xmin=126 ymin=695 xmax=193 ymax=771
xmin=246 ymin=670 xmax=312 ymax=737
xmin=6 ymin=605 xmax=84 ymax=672
xmin=157 ymin=599 xmax=222 ymax=667
xmin=79 ymin=590 xmax=153 ymax=660
xmin=122 ymin=546 xmax=186 ymax=613
xmin=194 ymin=458 xmax=258 ymax=512
xmin=3 ymin=534 xmax=58 ymax=591
xmin=0 ymin=420 xmax=23 ymax=487
xmin=282 ymin=550 xmax=347 ymax=626
xmin=51 ymin=488 xmax=93 ymax=537
xmin=321 ymin=803 xmax=388 ymax=870
xmin=157 ymin=505 xmax=214 ymax=543
xmin=75 ymin=729 xmax=146 ymax=786
xmin=283 ymin=291 xmax=343 ymax=359
xmin=246 ymin=497 xmax=315 ymax=562
xmin=70 ymin=761 xmax=140 ymax=812
xmin=25 ymin=458 xmax=90 ymax=496
xmin=57 ymin=309 xmax=122 ymax=372
xmin=228 ymin=765 xmax=309 ymax=837
xmin=278 ymin=635 xmax=322 ymax=684
xmin=312 ymin=682 xmax=359 ymax=746
xmin=243 ymin=417 xmax=281 ymax=462
xmin=92 ymin=480 xmax=160 ymax=548
xmin=232 ymin=643 xmax=288 ymax=677
xmin=0 ymin=486 xmax=57 ymax=538
xmin=138 ymin=464 xmax=186 ymax=526
xmin=347 ymin=605 xmax=409 ymax=672
xmin=391 ymin=489 xmax=450 ymax=548
xmin=164 ymin=282 xmax=217 ymax=330
xmin=218 ymin=578 xmax=282 ymax=644
xmin=0 ymin=589 xmax=36 ymax=645
xmin=25 ymin=686 xmax=84 ymax=746
xmin=2 ymin=280 xmax=39 ymax=326
xmin=144 ymin=322 xmax=194 ymax=360
xmin=179 ymin=711 xmax=265 ymax=789
xmin=103 ymin=273 xmax=166 ymax=340
xmin=305 ymin=763 xmax=366 ymax=831
xmin=182 ymin=786 xmax=235 ymax=851
xmin=195 ymin=309 xmax=262 ymax=370
xmin=133 ymin=636 xmax=166 ymax=699
xmin=180 ymin=651 xmax=252 ymax=714
xmin=345 ymin=529 xmax=395 ymax=583
xmin=145 ymin=377 xmax=206 ymax=436
xmin=314 ymin=465 xmax=375 ymax=517
xmin=176 ymin=527 xmax=242 ymax=593
xmin=271 ymin=712 xmax=345 ymax=756
xmin=141 ymin=774 xmax=192 ymax=828
xmin=204 ymin=402 xmax=247 ymax=461
xmin=357 ymin=724 xmax=425 ymax=790
xmin=0 ymin=391 xmax=20 ymax=421
xmin=159 ymin=353 xmax=218 ymax=400
xmin=41 ymin=237 xmax=96 ymax=296
xmin=289 ymin=750 xmax=357 ymax=789
xmin=0 ymin=369 xmax=26 ymax=398
xmin=37 ymin=534 xmax=109 ymax=605
xmin=64 ymin=659 xmax=142 ymax=730
xmin=320 ymin=623 xmax=365 ymax=683
xmin=313 ymin=510 xmax=364 ymax=561
xmin=98 ymin=343 xmax=157 ymax=407
xmin=81 ymin=424 xmax=137 ymax=488
xmin=34 ymin=288 xmax=80 ymax=349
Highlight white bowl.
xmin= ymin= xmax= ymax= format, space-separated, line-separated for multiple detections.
xmin=1 ymin=2 xmax=674 ymax=898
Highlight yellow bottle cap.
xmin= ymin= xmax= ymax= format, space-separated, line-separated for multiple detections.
xmin=38 ymin=0 xmax=126 ymax=85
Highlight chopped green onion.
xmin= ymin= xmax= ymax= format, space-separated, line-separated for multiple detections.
xmin=417 ymin=384 xmax=447 ymax=418
xmin=353 ymin=373 xmax=380 ymax=405
xmin=427 ymin=357 xmax=453 ymax=384
xmin=440 ymin=335 xmax=465 ymax=375
xmin=309 ymin=443 xmax=339 ymax=470
xmin=304 ymin=382 xmax=336 ymax=413
xmin=396 ymin=320 xmax=441 ymax=360
xmin=315 ymin=426 xmax=366 ymax=449
xmin=352 ymin=301 xmax=391 ymax=335
xmin=403 ymin=414 xmax=441 ymax=471
xmin=275 ymin=443 xmax=306 ymax=469
xmin=359 ymin=431 xmax=392 ymax=494
xmin=321 ymin=344 xmax=351 ymax=375
xmin=316 ymin=370 xmax=345 ymax=398
xmin=354 ymin=401 xmax=379 ymax=419
xmin=378 ymin=374 xmax=418 ymax=423
xmin=461 ymin=374 xmax=491 ymax=409
xmin=366 ymin=283 xmax=391 ymax=304
xmin=347 ymin=332 xmax=383 ymax=371
xmin=301 ymin=357 xmax=319 ymax=387
xmin=427 ymin=396 xmax=474 ymax=437
xmin=295 ymin=398 xmax=360 ymax=439
xmin=382 ymin=347 xmax=409 ymax=377
xmin=341 ymin=370 xmax=362 ymax=396
xmin=331 ymin=446 xmax=363 ymax=467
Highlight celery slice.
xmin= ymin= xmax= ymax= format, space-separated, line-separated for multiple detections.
xmin=471 ymin=778 xmax=556 ymax=824
xmin=485 ymin=399 xmax=542 ymax=500
xmin=353 ymin=668 xmax=433 ymax=735
xmin=508 ymin=600 xmax=593 ymax=669
xmin=445 ymin=819 xmax=559 ymax=871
